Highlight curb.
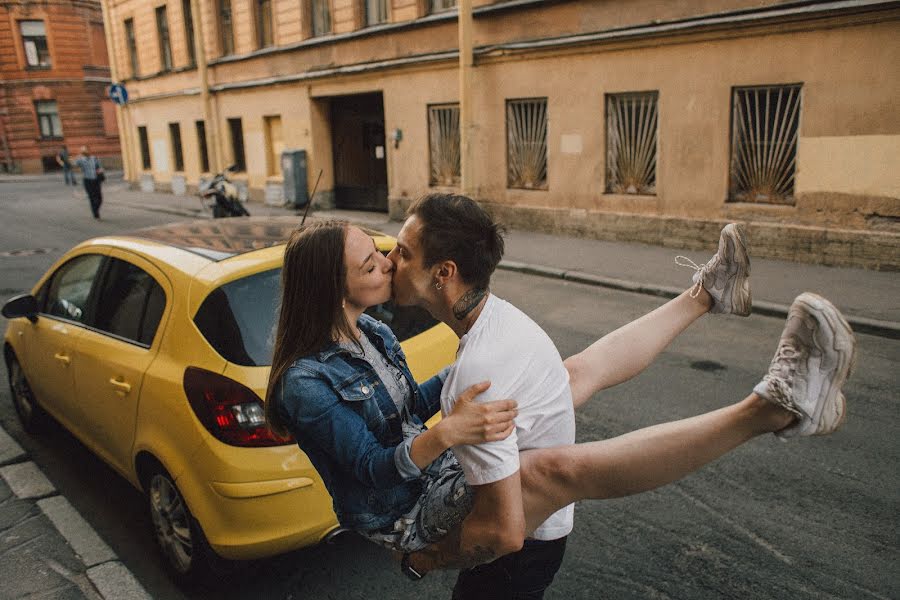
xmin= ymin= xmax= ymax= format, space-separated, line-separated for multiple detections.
xmin=498 ymin=260 xmax=900 ymax=340
xmin=0 ymin=425 xmax=150 ymax=600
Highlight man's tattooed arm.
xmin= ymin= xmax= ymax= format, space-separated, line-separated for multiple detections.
xmin=408 ymin=527 xmax=498 ymax=573
xmin=453 ymin=287 xmax=488 ymax=321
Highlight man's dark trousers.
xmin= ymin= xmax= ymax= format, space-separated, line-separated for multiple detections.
xmin=83 ymin=178 xmax=102 ymax=218
xmin=451 ymin=537 xmax=567 ymax=600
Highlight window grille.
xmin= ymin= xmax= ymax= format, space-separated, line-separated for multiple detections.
xmin=20 ymin=21 xmax=51 ymax=68
xmin=311 ymin=0 xmax=331 ymax=37
xmin=35 ymin=101 xmax=62 ymax=138
xmin=196 ymin=120 xmax=210 ymax=172
xmin=125 ymin=19 xmax=139 ymax=76
xmin=219 ymin=0 xmax=234 ymax=55
xmin=169 ymin=123 xmax=184 ymax=172
xmin=506 ymin=98 xmax=548 ymax=190
xmin=138 ymin=126 xmax=151 ymax=170
xmin=429 ymin=0 xmax=456 ymax=12
xmin=182 ymin=0 xmax=196 ymax=65
xmin=156 ymin=6 xmax=172 ymax=71
xmin=729 ymin=84 xmax=802 ymax=205
xmin=605 ymin=92 xmax=658 ymax=195
xmin=257 ymin=0 xmax=274 ymax=47
xmin=365 ymin=0 xmax=388 ymax=25
xmin=428 ymin=104 xmax=460 ymax=187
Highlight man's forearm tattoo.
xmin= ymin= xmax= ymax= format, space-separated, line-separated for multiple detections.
xmin=453 ymin=287 xmax=488 ymax=321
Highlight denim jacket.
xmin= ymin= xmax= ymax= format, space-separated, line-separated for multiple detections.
xmin=274 ymin=314 xmax=447 ymax=531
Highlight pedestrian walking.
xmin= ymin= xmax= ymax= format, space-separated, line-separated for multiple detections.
xmin=55 ymin=145 xmax=77 ymax=186
xmin=74 ymin=145 xmax=104 ymax=219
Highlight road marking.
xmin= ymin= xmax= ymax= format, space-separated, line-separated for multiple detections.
xmin=0 ymin=247 xmax=55 ymax=258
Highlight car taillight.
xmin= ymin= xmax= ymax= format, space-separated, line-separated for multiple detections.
xmin=183 ymin=367 xmax=293 ymax=447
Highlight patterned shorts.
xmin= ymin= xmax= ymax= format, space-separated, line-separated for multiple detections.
xmin=359 ymin=450 xmax=474 ymax=553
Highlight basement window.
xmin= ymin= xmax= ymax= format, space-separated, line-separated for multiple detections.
xmin=729 ymin=84 xmax=802 ymax=205
xmin=428 ymin=103 xmax=460 ymax=187
xmin=506 ymin=98 xmax=548 ymax=190
xmin=605 ymin=91 xmax=658 ymax=195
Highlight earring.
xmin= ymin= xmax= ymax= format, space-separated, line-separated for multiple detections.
xmin=434 ymin=282 xmax=443 ymax=291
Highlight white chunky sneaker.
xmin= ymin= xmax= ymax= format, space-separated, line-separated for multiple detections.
xmin=754 ymin=293 xmax=857 ymax=439
xmin=676 ymin=223 xmax=751 ymax=316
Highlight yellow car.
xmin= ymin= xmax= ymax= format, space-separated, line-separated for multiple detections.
xmin=2 ymin=216 xmax=457 ymax=582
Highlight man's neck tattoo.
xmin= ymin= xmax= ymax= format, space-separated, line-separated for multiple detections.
xmin=453 ymin=287 xmax=488 ymax=321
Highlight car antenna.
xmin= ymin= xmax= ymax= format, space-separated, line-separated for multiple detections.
xmin=300 ymin=169 xmax=323 ymax=227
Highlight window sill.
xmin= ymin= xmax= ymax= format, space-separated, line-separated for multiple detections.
xmin=25 ymin=65 xmax=52 ymax=71
xmin=603 ymin=191 xmax=656 ymax=199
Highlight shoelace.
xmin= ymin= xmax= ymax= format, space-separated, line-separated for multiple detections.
xmin=674 ymin=255 xmax=708 ymax=299
xmin=763 ymin=342 xmax=803 ymax=415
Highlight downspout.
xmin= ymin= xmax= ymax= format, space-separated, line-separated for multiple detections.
xmin=191 ymin=0 xmax=221 ymax=173
xmin=458 ymin=0 xmax=474 ymax=197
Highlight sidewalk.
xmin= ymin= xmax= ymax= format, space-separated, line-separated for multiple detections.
xmin=93 ymin=172 xmax=899 ymax=338
xmin=0 ymin=426 xmax=150 ymax=600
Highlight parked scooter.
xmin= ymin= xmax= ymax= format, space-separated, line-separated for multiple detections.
xmin=198 ymin=165 xmax=250 ymax=218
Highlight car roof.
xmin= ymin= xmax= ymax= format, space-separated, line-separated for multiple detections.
xmin=118 ymin=216 xmax=305 ymax=261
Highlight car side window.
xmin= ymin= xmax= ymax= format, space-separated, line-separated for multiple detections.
xmin=93 ymin=258 xmax=166 ymax=346
xmin=41 ymin=254 xmax=105 ymax=323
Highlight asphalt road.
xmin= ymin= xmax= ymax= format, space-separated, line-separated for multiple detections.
xmin=1 ymin=179 xmax=898 ymax=599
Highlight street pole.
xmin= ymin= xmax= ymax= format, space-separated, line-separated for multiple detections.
xmin=191 ymin=0 xmax=221 ymax=173
xmin=458 ymin=0 xmax=474 ymax=197
xmin=98 ymin=0 xmax=133 ymax=180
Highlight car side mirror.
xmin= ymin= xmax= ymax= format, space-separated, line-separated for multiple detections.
xmin=2 ymin=294 xmax=38 ymax=323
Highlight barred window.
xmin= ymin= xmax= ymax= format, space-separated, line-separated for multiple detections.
xmin=605 ymin=91 xmax=658 ymax=195
xmin=506 ymin=98 xmax=548 ymax=190
xmin=729 ymin=84 xmax=802 ymax=205
xmin=428 ymin=104 xmax=460 ymax=187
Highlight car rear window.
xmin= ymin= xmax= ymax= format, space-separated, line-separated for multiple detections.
xmin=194 ymin=268 xmax=439 ymax=366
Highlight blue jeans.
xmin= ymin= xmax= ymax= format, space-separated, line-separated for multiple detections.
xmin=63 ymin=166 xmax=77 ymax=185
xmin=451 ymin=536 xmax=568 ymax=600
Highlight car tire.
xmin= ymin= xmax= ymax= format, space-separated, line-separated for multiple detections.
xmin=7 ymin=355 xmax=49 ymax=433
xmin=147 ymin=466 xmax=231 ymax=586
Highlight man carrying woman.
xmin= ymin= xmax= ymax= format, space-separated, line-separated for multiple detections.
xmin=266 ymin=194 xmax=855 ymax=599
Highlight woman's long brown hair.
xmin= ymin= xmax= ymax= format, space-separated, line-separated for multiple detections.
xmin=265 ymin=220 xmax=356 ymax=438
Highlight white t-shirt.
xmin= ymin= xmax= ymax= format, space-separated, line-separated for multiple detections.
xmin=441 ymin=294 xmax=575 ymax=540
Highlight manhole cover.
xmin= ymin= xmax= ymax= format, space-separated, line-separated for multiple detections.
xmin=0 ymin=248 xmax=55 ymax=258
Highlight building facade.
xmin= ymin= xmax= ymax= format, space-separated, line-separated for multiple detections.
xmin=103 ymin=0 xmax=900 ymax=269
xmin=0 ymin=0 xmax=121 ymax=174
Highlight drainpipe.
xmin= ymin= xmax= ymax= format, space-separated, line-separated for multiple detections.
xmin=98 ymin=0 xmax=133 ymax=180
xmin=458 ymin=0 xmax=474 ymax=197
xmin=191 ymin=0 xmax=221 ymax=173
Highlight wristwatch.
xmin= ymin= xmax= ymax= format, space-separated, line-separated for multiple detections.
xmin=401 ymin=552 xmax=425 ymax=581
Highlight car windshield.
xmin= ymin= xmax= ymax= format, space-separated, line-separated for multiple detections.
xmin=194 ymin=268 xmax=439 ymax=366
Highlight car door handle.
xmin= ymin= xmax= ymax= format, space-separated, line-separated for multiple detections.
xmin=53 ymin=352 xmax=70 ymax=365
xmin=109 ymin=378 xmax=132 ymax=395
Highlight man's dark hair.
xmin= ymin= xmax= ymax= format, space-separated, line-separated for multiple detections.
xmin=407 ymin=193 xmax=505 ymax=289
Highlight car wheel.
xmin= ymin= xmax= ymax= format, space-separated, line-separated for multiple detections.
xmin=147 ymin=467 xmax=227 ymax=585
xmin=7 ymin=356 xmax=48 ymax=433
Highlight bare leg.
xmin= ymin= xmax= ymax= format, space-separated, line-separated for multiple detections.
xmin=518 ymin=393 xmax=793 ymax=534
xmin=566 ymin=288 xmax=712 ymax=409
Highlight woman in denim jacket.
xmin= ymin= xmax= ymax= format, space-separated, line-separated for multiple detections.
xmin=266 ymin=221 xmax=517 ymax=550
